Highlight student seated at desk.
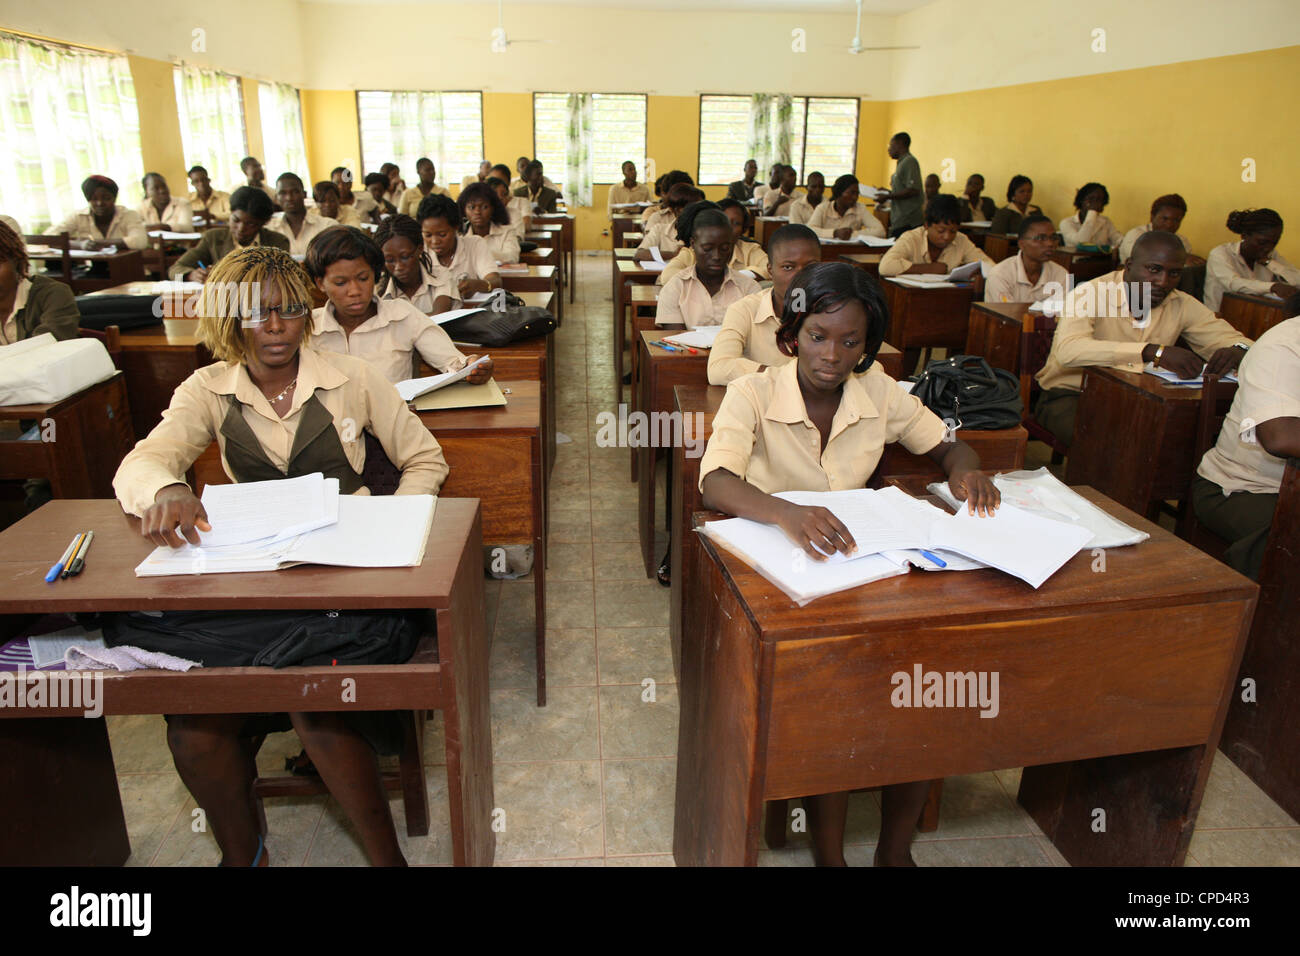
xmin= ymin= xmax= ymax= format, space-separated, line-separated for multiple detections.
xmin=398 ymin=157 xmax=452 ymax=218
xmin=334 ymin=166 xmax=375 ymax=219
xmin=514 ymin=160 xmax=561 ymax=215
xmin=752 ymin=164 xmax=782 ymax=207
xmin=188 ymin=165 xmax=230 ymax=225
xmin=788 ymin=171 xmax=826 ymax=225
xmin=462 ymin=160 xmax=492 ymax=190
xmin=635 ymin=184 xmax=702 ymax=263
xmin=761 ymin=164 xmax=802 ymax=217
xmin=488 ymin=174 xmax=531 ymax=241
xmin=1119 ymin=194 xmax=1202 ymax=265
xmin=727 ymin=159 xmax=759 ymax=203
xmin=642 ymin=170 xmax=694 ymax=234
xmin=417 ymin=194 xmax=502 ymax=300
xmin=510 ymin=155 xmax=557 ymax=195
xmin=1059 ymin=182 xmax=1123 ymax=249
xmin=308 ymin=226 xmax=489 ymax=385
xmin=269 ymin=173 xmax=337 ymax=257
xmin=983 ymin=214 xmax=1069 ymax=304
xmin=54 ymin=175 xmax=149 ymax=250
xmin=362 ymin=173 xmax=398 ymax=224
xmin=708 ymin=223 xmax=821 ymax=384
xmin=238 ymin=156 xmax=278 ymax=205
xmin=374 ymin=214 xmax=457 ymax=315
xmin=459 ymin=182 xmax=521 ymax=265
xmin=0 ymin=220 xmax=80 ymax=344
xmin=112 ymin=246 xmax=448 ymax=867
xmin=137 ymin=173 xmax=193 ymax=232
xmin=170 ymin=187 xmax=291 ymax=281
xmin=380 ymin=163 xmax=404 ymax=209
xmin=607 ymin=160 xmax=651 ymax=213
xmin=879 ymin=195 xmax=994 ymax=277
xmin=1204 ymin=208 xmax=1300 ymax=313
xmin=807 ymin=174 xmax=886 ymax=240
xmin=658 ymin=198 xmax=769 ymax=284
xmin=988 ymin=174 xmax=1044 ymax=236
xmin=1034 ymin=231 xmax=1251 ymax=446
xmin=313 ymin=181 xmax=362 ymax=228
xmin=699 ymin=261 xmax=999 ymax=867
xmin=654 ymin=204 xmax=760 ymax=330
xmin=923 ymin=173 xmax=941 ymax=209
xmin=959 ymin=173 xmax=997 ymax=223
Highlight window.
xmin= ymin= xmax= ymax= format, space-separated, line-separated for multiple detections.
xmin=698 ymin=94 xmax=858 ymax=186
xmin=533 ymin=92 xmax=647 ymax=192
xmin=357 ymin=90 xmax=483 ymax=189
xmin=0 ymin=32 xmax=143 ymax=232
xmin=173 ymin=65 xmax=247 ymax=192
xmin=258 ymin=82 xmax=309 ymax=186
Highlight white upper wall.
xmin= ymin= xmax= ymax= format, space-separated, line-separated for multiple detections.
xmin=889 ymin=0 xmax=1300 ymax=99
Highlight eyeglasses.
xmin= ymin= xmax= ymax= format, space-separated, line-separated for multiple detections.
xmin=1022 ymin=234 xmax=1059 ymax=244
xmin=242 ymin=303 xmax=310 ymax=326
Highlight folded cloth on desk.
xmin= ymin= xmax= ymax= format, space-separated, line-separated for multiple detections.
xmin=0 ymin=333 xmax=115 ymax=405
xmin=65 ymin=643 xmax=201 ymax=672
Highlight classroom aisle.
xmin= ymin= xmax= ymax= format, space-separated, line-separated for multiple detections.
xmin=103 ymin=254 xmax=1300 ymax=867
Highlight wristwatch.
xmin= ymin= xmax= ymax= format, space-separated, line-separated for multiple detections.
xmin=1154 ymin=345 xmax=1165 ymax=363
xmin=1232 ymin=342 xmax=1250 ymax=351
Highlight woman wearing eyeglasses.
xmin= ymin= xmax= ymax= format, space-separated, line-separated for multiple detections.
xmin=111 ymin=245 xmax=449 ymax=866
xmin=983 ymin=214 xmax=1070 ymax=304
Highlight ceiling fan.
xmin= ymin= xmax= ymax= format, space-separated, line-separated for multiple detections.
xmin=488 ymin=0 xmax=553 ymax=53
xmin=841 ymin=0 xmax=919 ymax=55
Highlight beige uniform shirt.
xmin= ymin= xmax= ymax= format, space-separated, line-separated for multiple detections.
xmin=637 ymin=220 xmax=684 ymax=259
xmin=55 ymin=206 xmax=149 ymax=249
xmin=762 ymin=188 xmax=805 ymax=217
xmin=2 ymin=213 xmax=23 ymax=235
xmin=699 ymin=359 xmax=948 ymax=495
xmin=1198 ymin=317 xmax=1300 ymax=494
xmin=641 ymin=205 xmax=673 ymax=233
xmin=350 ymin=192 xmax=378 ymax=218
xmin=879 ymin=225 xmax=992 ymax=277
xmin=506 ymin=196 xmax=532 ymax=237
xmin=112 ymin=346 xmax=448 ymax=515
xmin=379 ymin=265 xmax=457 ymax=315
xmin=788 ymin=196 xmax=822 ymax=225
xmin=658 ymin=240 xmax=769 ymax=286
xmin=138 ymin=198 xmax=195 ymax=231
xmin=189 ymin=189 xmax=232 ymax=220
xmin=1058 ymin=210 xmax=1123 ymax=249
xmin=268 ymin=211 xmax=338 ymax=257
xmin=806 ymin=201 xmax=885 ymax=240
xmin=608 ymin=182 xmax=650 ymax=212
xmin=708 ymin=289 xmax=787 ymax=385
xmin=1036 ymin=269 xmax=1251 ymax=393
xmin=329 ymin=204 xmax=364 ymax=228
xmin=655 ymin=267 xmax=760 ymax=330
xmin=469 ymin=223 xmax=521 ymax=264
xmin=1204 ymin=241 xmax=1300 ymax=313
xmin=398 ymin=184 xmax=452 ymax=218
xmin=434 ymin=233 xmax=499 ymax=283
xmin=312 ymin=296 xmax=469 ymax=384
xmin=1118 ymin=224 xmax=1192 ymax=263
xmin=983 ymin=253 xmax=1070 ymax=305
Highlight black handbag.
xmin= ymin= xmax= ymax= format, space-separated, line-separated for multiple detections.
xmin=439 ymin=292 xmax=557 ymax=347
xmin=75 ymin=294 xmax=173 ymax=331
xmin=100 ymin=608 xmax=425 ymax=668
xmin=909 ymin=354 xmax=1023 ymax=430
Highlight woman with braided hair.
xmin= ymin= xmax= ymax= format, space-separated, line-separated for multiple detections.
xmin=1205 ymin=207 xmax=1300 ymax=312
xmin=373 ymin=213 xmax=457 ymax=315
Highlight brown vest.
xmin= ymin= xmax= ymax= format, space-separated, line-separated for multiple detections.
xmin=219 ymin=392 xmax=364 ymax=493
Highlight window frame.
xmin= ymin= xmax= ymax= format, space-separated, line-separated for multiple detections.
xmin=696 ymin=94 xmax=860 ymax=187
xmin=531 ymin=91 xmax=648 ymax=185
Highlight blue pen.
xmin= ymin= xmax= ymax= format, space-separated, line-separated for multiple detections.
xmin=45 ymin=533 xmax=84 ymax=583
xmin=918 ymin=549 xmax=948 ymax=568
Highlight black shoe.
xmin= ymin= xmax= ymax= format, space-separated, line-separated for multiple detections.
xmin=655 ymin=551 xmax=671 ymax=588
xmin=621 ymin=372 xmax=632 ymax=385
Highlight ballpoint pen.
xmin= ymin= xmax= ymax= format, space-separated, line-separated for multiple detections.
xmin=45 ymin=533 xmax=83 ymax=583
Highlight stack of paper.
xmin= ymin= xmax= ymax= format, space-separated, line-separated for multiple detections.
xmin=147 ymin=230 xmax=202 ymax=241
xmin=134 ymin=476 xmax=436 ymax=576
xmin=1142 ymin=363 xmax=1238 ymax=387
xmin=431 ymin=306 xmax=486 ymax=326
xmin=396 ymin=355 xmax=491 ymax=401
xmin=663 ymin=326 xmax=723 ymax=349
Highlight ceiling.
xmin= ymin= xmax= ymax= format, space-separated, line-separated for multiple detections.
xmin=298 ymin=0 xmax=934 ymax=12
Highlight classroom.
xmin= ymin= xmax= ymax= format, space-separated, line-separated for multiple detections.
xmin=1 ymin=0 xmax=1298 ymax=874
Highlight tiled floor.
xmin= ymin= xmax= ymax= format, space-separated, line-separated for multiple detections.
xmin=107 ymin=254 xmax=1300 ymax=866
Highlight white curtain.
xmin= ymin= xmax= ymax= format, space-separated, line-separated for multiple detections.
xmin=746 ymin=93 xmax=795 ymax=179
xmin=258 ymin=81 xmax=308 ymax=185
xmin=0 ymin=32 xmax=143 ymax=233
xmin=563 ymin=93 xmax=593 ymax=207
xmin=173 ymin=64 xmax=248 ymax=193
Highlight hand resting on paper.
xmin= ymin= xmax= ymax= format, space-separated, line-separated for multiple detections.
xmin=462 ymin=354 xmax=494 ymax=384
xmin=947 ymin=468 xmax=1001 ymax=517
xmin=776 ymin=502 xmax=859 ymax=561
xmin=141 ymin=483 xmax=211 ymax=548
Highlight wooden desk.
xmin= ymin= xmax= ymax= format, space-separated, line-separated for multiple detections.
xmin=1067 ymin=366 xmax=1229 ymax=520
xmin=611 ymin=213 xmax=642 ymax=250
xmin=117 ymin=318 xmax=213 ymax=439
xmin=959 ymin=223 xmax=989 ymax=249
xmin=675 ymin=487 xmax=1256 ymax=866
xmin=668 ymin=382 xmax=1022 ymax=677
xmin=1052 ymin=247 xmax=1116 ymax=282
xmin=756 ymin=217 xmax=788 ymax=248
xmin=500 ymin=265 xmax=560 ymax=321
xmin=614 ymin=260 xmax=665 ymax=386
xmin=965 ymin=301 xmax=1033 ymax=409
xmin=839 ymin=253 xmax=882 ymax=277
xmin=0 ymin=497 xmax=494 ymax=866
xmin=534 ymin=214 xmax=575 ymax=304
xmin=0 ymin=373 xmax=135 ymax=498
xmin=1220 ymin=458 xmax=1300 ymax=821
xmin=984 ymin=235 xmax=1016 ymax=263
xmin=819 ymin=241 xmax=877 ymax=262
xmin=34 ymin=249 xmax=147 ymax=294
xmin=1220 ymin=291 xmax=1288 ymax=339
xmin=881 ymin=279 xmax=978 ymax=373
xmin=520 ymin=245 xmax=557 ymax=268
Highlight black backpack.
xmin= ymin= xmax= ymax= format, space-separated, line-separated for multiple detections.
xmin=908 ymin=354 xmax=1023 ymax=431
xmin=439 ymin=291 xmax=557 ymax=347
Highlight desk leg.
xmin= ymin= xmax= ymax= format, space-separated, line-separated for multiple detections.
xmin=1018 ymin=745 xmax=1209 ymax=866
xmin=639 ymin=446 xmax=659 ymax=578
xmin=0 ymin=717 xmax=130 ymax=865
xmin=533 ymin=432 xmax=548 ymax=707
xmin=438 ymin=510 xmax=495 ymax=866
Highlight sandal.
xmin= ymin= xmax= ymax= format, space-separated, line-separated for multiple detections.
xmin=655 ymin=550 xmax=671 ymax=588
xmin=284 ymin=749 xmax=319 ymax=777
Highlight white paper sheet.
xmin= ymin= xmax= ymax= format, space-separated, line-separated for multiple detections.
xmin=663 ymin=326 xmax=723 ymax=349
xmin=396 ymin=355 xmax=491 ymax=401
xmin=196 ymin=473 xmax=339 ymax=549
xmin=431 ymin=307 xmax=486 ymax=325
xmin=1142 ymin=363 xmax=1238 ymax=386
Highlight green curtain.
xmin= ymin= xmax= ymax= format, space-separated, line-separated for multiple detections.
xmin=0 ymin=32 xmax=143 ymax=232
xmin=564 ymin=93 xmax=592 ymax=207
xmin=260 ymin=82 xmax=308 ymax=185
xmin=772 ymin=95 xmax=794 ymax=166
xmin=387 ymin=91 xmax=456 ymax=189
xmin=746 ymin=93 xmax=795 ymax=179
xmin=174 ymin=64 xmax=247 ymax=193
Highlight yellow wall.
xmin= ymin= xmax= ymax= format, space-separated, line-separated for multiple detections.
xmin=127 ymin=55 xmax=186 ymax=194
xmin=301 ymin=90 xmax=361 ymax=189
xmin=887 ymin=46 xmax=1300 ymax=257
xmin=241 ymin=77 xmax=264 ymax=166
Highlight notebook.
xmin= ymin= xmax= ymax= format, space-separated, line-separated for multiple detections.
xmin=663 ymin=326 xmax=723 ymax=349
xmin=1142 ymin=363 xmax=1239 ymax=387
xmin=413 ymin=378 xmax=507 ymax=411
xmin=396 ymin=355 xmax=491 ymax=402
